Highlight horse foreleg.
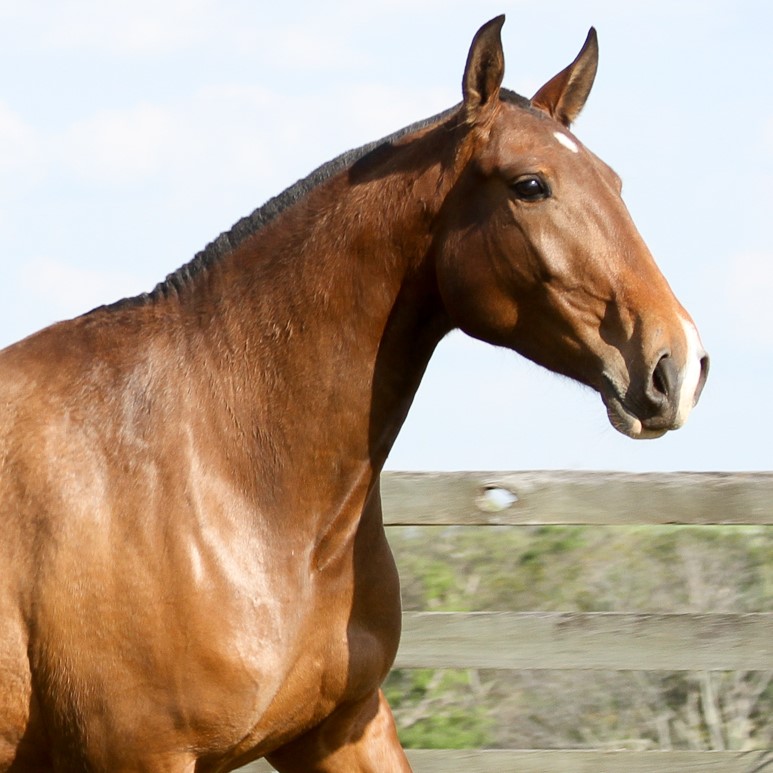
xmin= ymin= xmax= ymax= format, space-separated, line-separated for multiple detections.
xmin=266 ymin=690 xmax=412 ymax=773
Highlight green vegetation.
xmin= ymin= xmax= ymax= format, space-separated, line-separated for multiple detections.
xmin=384 ymin=525 xmax=773 ymax=751
xmin=383 ymin=669 xmax=490 ymax=749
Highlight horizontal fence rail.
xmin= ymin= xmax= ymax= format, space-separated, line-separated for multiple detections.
xmin=243 ymin=749 xmax=773 ymax=773
xmin=381 ymin=470 xmax=773 ymax=525
xmin=240 ymin=472 xmax=773 ymax=773
xmin=397 ymin=611 xmax=773 ymax=671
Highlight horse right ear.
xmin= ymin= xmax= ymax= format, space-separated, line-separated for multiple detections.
xmin=462 ymin=15 xmax=506 ymax=122
xmin=531 ymin=28 xmax=599 ymax=127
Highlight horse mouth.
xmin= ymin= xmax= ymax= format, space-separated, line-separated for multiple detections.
xmin=600 ymin=382 xmax=668 ymax=440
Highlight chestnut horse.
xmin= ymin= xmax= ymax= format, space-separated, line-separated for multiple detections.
xmin=0 ymin=16 xmax=707 ymax=773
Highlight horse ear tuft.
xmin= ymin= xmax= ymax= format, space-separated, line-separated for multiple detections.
xmin=531 ymin=28 xmax=599 ymax=127
xmin=462 ymin=16 xmax=506 ymax=121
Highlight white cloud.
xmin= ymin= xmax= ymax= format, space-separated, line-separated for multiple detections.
xmin=765 ymin=116 xmax=773 ymax=155
xmin=724 ymin=251 xmax=773 ymax=347
xmin=342 ymin=82 xmax=457 ymax=139
xmin=0 ymin=102 xmax=42 ymax=183
xmin=58 ymin=104 xmax=176 ymax=184
xmin=4 ymin=0 xmax=219 ymax=55
xmin=0 ymin=2 xmax=376 ymax=63
xmin=17 ymin=258 xmax=147 ymax=320
xmin=258 ymin=23 xmax=360 ymax=71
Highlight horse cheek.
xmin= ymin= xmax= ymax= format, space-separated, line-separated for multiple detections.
xmin=435 ymin=228 xmax=525 ymax=346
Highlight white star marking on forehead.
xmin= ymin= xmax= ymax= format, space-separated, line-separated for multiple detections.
xmin=553 ymin=131 xmax=579 ymax=153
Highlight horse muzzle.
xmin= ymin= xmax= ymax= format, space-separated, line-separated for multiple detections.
xmin=601 ymin=347 xmax=710 ymax=440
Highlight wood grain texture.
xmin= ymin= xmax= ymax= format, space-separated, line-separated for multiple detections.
xmin=395 ymin=611 xmax=773 ymax=670
xmin=240 ymin=749 xmax=773 ymax=772
xmin=381 ymin=471 xmax=773 ymax=525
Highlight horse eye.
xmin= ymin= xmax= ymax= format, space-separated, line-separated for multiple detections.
xmin=511 ymin=175 xmax=550 ymax=201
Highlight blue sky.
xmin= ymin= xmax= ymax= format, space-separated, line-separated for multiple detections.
xmin=0 ymin=1 xmax=771 ymax=471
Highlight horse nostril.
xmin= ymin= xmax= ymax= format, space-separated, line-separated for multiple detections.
xmin=652 ymin=359 xmax=667 ymax=397
xmin=651 ymin=353 xmax=677 ymax=402
xmin=694 ymin=353 xmax=710 ymax=404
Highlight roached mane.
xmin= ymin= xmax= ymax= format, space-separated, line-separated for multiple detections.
xmin=93 ymin=89 xmax=530 ymax=315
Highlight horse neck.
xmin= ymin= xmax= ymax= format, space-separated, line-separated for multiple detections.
xmin=178 ymin=148 xmax=455 ymax=517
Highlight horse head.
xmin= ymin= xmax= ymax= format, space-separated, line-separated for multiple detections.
xmin=434 ymin=16 xmax=709 ymax=438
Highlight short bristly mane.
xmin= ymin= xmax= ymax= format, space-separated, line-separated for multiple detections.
xmin=94 ymin=89 xmax=530 ymax=314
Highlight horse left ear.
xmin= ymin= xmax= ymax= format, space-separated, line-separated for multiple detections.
xmin=531 ymin=28 xmax=599 ymax=127
xmin=462 ymin=15 xmax=506 ymax=122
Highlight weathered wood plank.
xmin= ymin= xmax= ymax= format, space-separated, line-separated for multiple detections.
xmin=395 ymin=612 xmax=773 ymax=671
xmin=235 ymin=472 xmax=773 ymax=773
xmin=381 ymin=471 xmax=773 ymax=525
xmin=402 ymin=750 xmax=773 ymax=773
xmin=239 ymin=749 xmax=773 ymax=772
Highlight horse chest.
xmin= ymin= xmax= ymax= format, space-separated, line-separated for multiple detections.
xmin=197 ymin=567 xmax=397 ymax=762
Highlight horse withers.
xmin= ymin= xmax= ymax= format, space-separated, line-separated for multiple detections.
xmin=0 ymin=15 xmax=707 ymax=773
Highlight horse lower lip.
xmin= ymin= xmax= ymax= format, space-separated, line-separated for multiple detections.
xmin=603 ymin=392 xmax=668 ymax=440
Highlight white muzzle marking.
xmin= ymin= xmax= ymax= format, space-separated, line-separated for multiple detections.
xmin=675 ymin=317 xmax=704 ymax=427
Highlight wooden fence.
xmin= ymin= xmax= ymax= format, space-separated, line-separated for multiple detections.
xmin=243 ymin=471 xmax=773 ymax=772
